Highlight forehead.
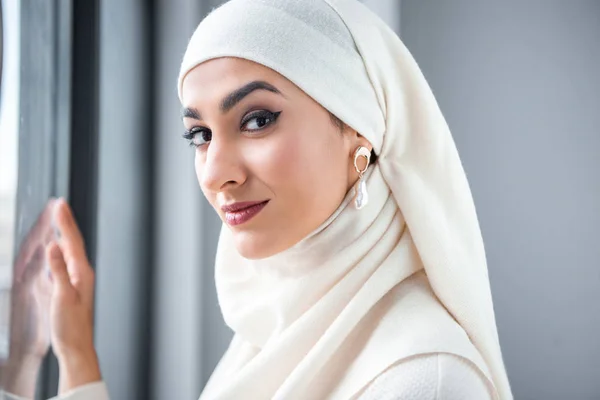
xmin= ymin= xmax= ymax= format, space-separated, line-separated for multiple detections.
xmin=181 ymin=57 xmax=288 ymax=105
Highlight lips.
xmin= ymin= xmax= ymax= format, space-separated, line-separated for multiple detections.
xmin=221 ymin=200 xmax=269 ymax=213
xmin=221 ymin=200 xmax=269 ymax=226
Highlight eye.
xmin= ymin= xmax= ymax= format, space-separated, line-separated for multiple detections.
xmin=241 ymin=110 xmax=282 ymax=132
xmin=182 ymin=127 xmax=212 ymax=148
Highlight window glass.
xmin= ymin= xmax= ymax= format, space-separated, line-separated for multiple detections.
xmin=0 ymin=0 xmax=20 ymax=360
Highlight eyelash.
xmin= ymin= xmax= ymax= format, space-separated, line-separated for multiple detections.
xmin=182 ymin=110 xmax=282 ymax=148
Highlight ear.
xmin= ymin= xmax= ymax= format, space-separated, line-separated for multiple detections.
xmin=343 ymin=127 xmax=373 ymax=156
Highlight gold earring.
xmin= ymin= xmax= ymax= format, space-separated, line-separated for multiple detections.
xmin=353 ymin=146 xmax=370 ymax=209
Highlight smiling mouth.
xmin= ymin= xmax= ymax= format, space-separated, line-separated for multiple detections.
xmin=222 ymin=200 xmax=269 ymax=226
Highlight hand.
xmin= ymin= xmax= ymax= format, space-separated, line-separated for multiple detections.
xmin=45 ymin=198 xmax=101 ymax=393
xmin=1 ymin=199 xmax=58 ymax=397
xmin=9 ymin=199 xmax=57 ymax=361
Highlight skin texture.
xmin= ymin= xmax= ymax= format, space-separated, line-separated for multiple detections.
xmin=181 ymin=57 xmax=372 ymax=259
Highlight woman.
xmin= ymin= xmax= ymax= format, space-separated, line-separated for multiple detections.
xmin=4 ymin=0 xmax=513 ymax=398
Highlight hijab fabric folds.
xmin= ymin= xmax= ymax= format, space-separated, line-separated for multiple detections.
xmin=178 ymin=1 xmax=512 ymax=399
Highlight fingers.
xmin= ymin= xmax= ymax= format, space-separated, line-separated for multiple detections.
xmin=46 ymin=242 xmax=76 ymax=297
xmin=50 ymin=199 xmax=95 ymax=307
xmin=52 ymin=198 xmax=90 ymax=268
xmin=14 ymin=198 xmax=60 ymax=281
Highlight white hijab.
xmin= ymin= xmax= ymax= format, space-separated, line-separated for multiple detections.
xmin=178 ymin=0 xmax=512 ymax=399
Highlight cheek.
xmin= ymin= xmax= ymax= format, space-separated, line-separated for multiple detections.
xmin=194 ymin=151 xmax=215 ymax=204
xmin=264 ymin=136 xmax=308 ymax=186
xmin=250 ymin=129 xmax=320 ymax=194
xmin=249 ymin=125 xmax=348 ymax=208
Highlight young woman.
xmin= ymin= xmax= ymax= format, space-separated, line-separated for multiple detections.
xmin=4 ymin=0 xmax=512 ymax=398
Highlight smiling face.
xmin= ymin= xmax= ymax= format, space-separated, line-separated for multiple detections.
xmin=181 ymin=57 xmax=371 ymax=259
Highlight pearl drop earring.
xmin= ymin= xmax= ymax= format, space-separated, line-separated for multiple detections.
xmin=353 ymin=146 xmax=370 ymax=209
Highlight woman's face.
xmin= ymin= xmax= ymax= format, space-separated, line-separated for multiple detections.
xmin=181 ymin=57 xmax=370 ymax=259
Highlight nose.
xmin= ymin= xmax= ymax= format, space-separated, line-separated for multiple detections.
xmin=197 ymin=137 xmax=246 ymax=193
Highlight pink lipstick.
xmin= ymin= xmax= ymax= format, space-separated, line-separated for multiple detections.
xmin=221 ymin=200 xmax=269 ymax=226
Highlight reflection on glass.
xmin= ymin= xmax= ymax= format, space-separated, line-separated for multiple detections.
xmin=1 ymin=200 xmax=56 ymax=397
xmin=0 ymin=200 xmax=58 ymax=400
xmin=0 ymin=0 xmax=20 ymax=362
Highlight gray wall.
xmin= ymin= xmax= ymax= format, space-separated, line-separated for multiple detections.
xmin=400 ymin=1 xmax=600 ymax=399
xmin=96 ymin=1 xmax=153 ymax=398
xmin=361 ymin=0 xmax=400 ymax=32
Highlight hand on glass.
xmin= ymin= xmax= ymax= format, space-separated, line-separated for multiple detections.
xmin=46 ymin=198 xmax=101 ymax=394
xmin=2 ymin=198 xmax=101 ymax=396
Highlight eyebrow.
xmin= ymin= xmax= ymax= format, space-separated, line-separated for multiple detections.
xmin=182 ymin=80 xmax=283 ymax=120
